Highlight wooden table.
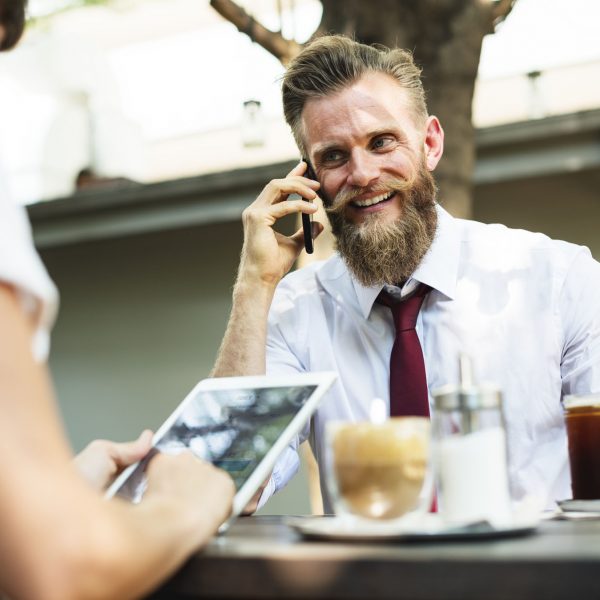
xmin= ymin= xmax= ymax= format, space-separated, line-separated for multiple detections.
xmin=149 ymin=515 xmax=600 ymax=600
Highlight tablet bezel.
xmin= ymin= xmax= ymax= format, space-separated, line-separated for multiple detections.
xmin=105 ymin=371 xmax=337 ymax=518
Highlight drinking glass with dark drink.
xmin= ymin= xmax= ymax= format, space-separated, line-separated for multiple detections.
xmin=564 ymin=394 xmax=600 ymax=499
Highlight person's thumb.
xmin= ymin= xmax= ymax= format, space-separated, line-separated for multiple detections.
xmin=289 ymin=221 xmax=324 ymax=251
xmin=112 ymin=429 xmax=153 ymax=467
xmin=311 ymin=221 xmax=324 ymax=239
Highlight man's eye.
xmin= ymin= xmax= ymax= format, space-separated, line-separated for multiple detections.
xmin=323 ymin=150 xmax=344 ymax=163
xmin=372 ymin=137 xmax=393 ymax=150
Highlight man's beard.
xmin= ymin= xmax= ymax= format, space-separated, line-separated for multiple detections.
xmin=325 ymin=162 xmax=438 ymax=287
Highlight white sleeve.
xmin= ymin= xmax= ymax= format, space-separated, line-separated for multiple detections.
xmin=259 ymin=287 xmax=311 ymax=507
xmin=560 ymin=247 xmax=600 ymax=395
xmin=265 ymin=284 xmax=307 ymax=376
xmin=0 ymin=173 xmax=58 ymax=361
xmin=258 ymin=439 xmax=300 ymax=508
xmin=256 ymin=443 xmax=301 ymax=510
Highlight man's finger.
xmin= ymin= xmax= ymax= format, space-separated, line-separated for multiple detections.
xmin=287 ymin=227 xmax=308 ymax=251
xmin=311 ymin=221 xmax=324 ymax=239
xmin=286 ymin=160 xmax=308 ymax=178
xmin=261 ymin=179 xmax=319 ymax=206
xmin=287 ymin=220 xmax=324 ymax=252
xmin=269 ymin=199 xmax=318 ymax=221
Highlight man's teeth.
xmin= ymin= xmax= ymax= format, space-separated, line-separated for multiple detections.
xmin=352 ymin=191 xmax=394 ymax=207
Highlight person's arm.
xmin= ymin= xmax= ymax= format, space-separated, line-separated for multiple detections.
xmin=560 ymin=247 xmax=600 ymax=394
xmin=0 ymin=283 xmax=235 ymax=600
xmin=211 ymin=161 xmax=322 ymax=377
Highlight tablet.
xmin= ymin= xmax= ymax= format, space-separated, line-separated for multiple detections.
xmin=105 ymin=372 xmax=336 ymax=518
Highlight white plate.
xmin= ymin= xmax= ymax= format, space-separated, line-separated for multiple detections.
xmin=286 ymin=513 xmax=539 ymax=542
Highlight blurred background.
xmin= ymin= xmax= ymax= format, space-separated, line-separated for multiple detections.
xmin=2 ymin=0 xmax=599 ymax=514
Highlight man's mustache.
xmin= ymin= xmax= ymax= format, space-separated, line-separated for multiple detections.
xmin=325 ymin=174 xmax=418 ymax=216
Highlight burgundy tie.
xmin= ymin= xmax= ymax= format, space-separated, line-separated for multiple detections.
xmin=378 ymin=283 xmax=432 ymax=417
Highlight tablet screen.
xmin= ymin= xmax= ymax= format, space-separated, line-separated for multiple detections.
xmin=111 ymin=384 xmax=318 ymax=503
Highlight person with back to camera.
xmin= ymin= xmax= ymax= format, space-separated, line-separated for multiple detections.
xmin=0 ymin=3 xmax=235 ymax=599
xmin=212 ymin=34 xmax=600 ymax=512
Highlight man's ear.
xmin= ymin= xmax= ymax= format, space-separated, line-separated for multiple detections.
xmin=423 ymin=116 xmax=444 ymax=171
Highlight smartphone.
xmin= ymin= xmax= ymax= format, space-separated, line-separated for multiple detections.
xmin=302 ymin=158 xmax=316 ymax=254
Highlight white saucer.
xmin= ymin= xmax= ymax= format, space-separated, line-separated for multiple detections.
xmin=555 ymin=499 xmax=600 ymax=519
xmin=557 ymin=499 xmax=600 ymax=513
xmin=286 ymin=512 xmax=539 ymax=542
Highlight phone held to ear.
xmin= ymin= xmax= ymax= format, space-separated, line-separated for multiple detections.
xmin=302 ymin=158 xmax=316 ymax=254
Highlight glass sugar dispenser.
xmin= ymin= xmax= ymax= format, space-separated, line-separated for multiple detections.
xmin=432 ymin=355 xmax=512 ymax=527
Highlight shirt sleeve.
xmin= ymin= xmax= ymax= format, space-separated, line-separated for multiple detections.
xmin=265 ymin=285 xmax=307 ymax=376
xmin=260 ymin=286 xmax=309 ymax=504
xmin=256 ymin=443 xmax=301 ymax=510
xmin=261 ymin=312 xmax=307 ymax=501
xmin=559 ymin=247 xmax=600 ymax=395
xmin=265 ymin=320 xmax=306 ymax=376
xmin=0 ymin=177 xmax=58 ymax=361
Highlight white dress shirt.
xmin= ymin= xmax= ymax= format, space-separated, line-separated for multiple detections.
xmin=266 ymin=204 xmax=600 ymax=511
xmin=0 ymin=167 xmax=58 ymax=360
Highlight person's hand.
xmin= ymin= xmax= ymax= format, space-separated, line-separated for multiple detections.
xmin=145 ymin=452 xmax=235 ymax=533
xmin=240 ymin=473 xmax=271 ymax=516
xmin=239 ymin=161 xmax=323 ymax=287
xmin=74 ymin=429 xmax=153 ymax=492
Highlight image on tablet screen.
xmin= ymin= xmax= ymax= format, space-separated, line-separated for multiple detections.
xmin=114 ymin=384 xmax=317 ymax=503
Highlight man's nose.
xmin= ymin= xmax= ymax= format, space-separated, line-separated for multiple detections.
xmin=347 ymin=151 xmax=380 ymax=188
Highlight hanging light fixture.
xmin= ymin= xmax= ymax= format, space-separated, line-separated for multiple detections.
xmin=241 ymin=98 xmax=266 ymax=147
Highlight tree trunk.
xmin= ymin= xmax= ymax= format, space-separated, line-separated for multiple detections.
xmin=316 ymin=0 xmax=496 ymax=218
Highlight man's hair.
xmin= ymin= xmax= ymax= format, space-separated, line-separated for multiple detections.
xmin=0 ymin=0 xmax=27 ymax=51
xmin=282 ymin=35 xmax=427 ymax=155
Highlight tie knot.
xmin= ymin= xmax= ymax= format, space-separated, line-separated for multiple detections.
xmin=378 ymin=283 xmax=431 ymax=331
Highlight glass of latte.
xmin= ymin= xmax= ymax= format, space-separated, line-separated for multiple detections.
xmin=324 ymin=417 xmax=432 ymax=521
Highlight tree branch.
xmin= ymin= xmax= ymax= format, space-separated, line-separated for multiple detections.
xmin=210 ymin=0 xmax=302 ymax=65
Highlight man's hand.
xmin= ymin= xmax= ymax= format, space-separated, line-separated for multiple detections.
xmin=241 ymin=473 xmax=271 ymax=515
xmin=239 ymin=161 xmax=322 ymax=287
xmin=212 ymin=162 xmax=323 ymax=378
xmin=74 ymin=429 xmax=153 ymax=491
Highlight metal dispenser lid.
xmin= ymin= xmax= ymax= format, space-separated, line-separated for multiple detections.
xmin=432 ymin=355 xmax=502 ymax=411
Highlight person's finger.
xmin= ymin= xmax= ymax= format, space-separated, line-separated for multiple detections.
xmin=268 ymin=199 xmax=318 ymax=221
xmin=311 ymin=221 xmax=324 ymax=239
xmin=138 ymin=429 xmax=154 ymax=448
xmin=258 ymin=178 xmax=319 ymax=207
xmin=286 ymin=220 xmax=324 ymax=252
xmin=286 ymin=160 xmax=308 ymax=178
xmin=285 ymin=228 xmax=307 ymax=252
xmin=297 ymin=176 xmax=320 ymax=190
xmin=241 ymin=474 xmax=271 ymax=515
xmin=111 ymin=430 xmax=154 ymax=468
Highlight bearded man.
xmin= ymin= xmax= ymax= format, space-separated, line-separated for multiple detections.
xmin=212 ymin=35 xmax=600 ymax=512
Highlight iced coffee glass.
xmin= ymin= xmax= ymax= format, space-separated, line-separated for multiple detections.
xmin=564 ymin=394 xmax=600 ymax=499
xmin=324 ymin=417 xmax=432 ymax=521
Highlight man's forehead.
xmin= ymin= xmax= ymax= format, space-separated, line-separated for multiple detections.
xmin=300 ymin=73 xmax=417 ymax=150
xmin=305 ymin=72 xmax=412 ymax=114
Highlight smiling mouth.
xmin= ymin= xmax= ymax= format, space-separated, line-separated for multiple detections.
xmin=350 ymin=191 xmax=395 ymax=208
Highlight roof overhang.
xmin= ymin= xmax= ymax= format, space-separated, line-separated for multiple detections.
xmin=29 ymin=108 xmax=600 ymax=249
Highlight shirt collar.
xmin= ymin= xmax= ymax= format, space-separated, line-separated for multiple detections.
xmin=351 ymin=203 xmax=461 ymax=318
